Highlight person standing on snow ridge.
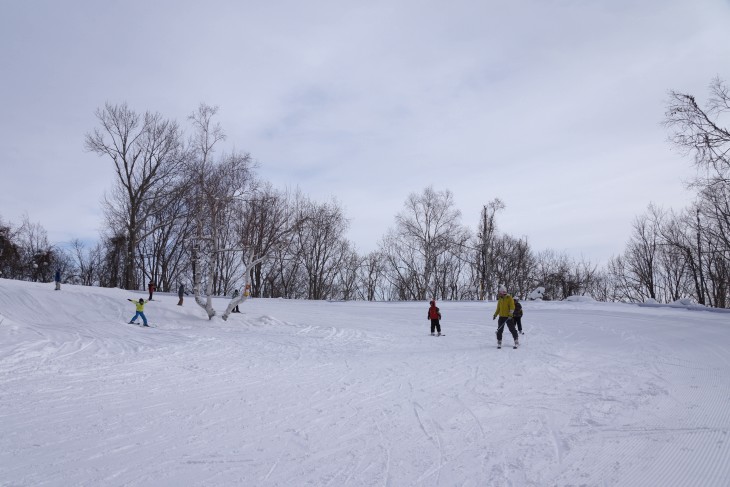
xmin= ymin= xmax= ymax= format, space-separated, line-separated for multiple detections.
xmin=513 ymin=298 xmax=524 ymax=335
xmin=128 ymin=298 xmax=150 ymax=327
xmin=427 ymin=300 xmax=442 ymax=336
xmin=231 ymin=289 xmax=240 ymax=313
xmin=148 ymin=281 xmax=156 ymax=301
xmin=493 ymin=284 xmax=519 ymax=348
xmin=54 ymin=269 xmax=61 ymax=291
xmin=177 ymin=283 xmax=184 ymax=306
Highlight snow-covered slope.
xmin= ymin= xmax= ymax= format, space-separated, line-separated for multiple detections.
xmin=0 ymin=279 xmax=728 ymax=486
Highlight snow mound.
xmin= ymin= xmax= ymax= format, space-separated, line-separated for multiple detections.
xmin=564 ymin=294 xmax=596 ymax=302
xmin=527 ymin=287 xmax=545 ymax=300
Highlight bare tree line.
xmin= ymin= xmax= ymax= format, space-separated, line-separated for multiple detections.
xmin=2 ymin=80 xmax=729 ymax=309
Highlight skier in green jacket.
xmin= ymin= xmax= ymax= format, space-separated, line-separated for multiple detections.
xmin=493 ymin=284 xmax=518 ymax=349
xmin=128 ymin=298 xmax=149 ymax=327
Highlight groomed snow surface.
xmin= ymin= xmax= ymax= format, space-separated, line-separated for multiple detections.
xmin=1 ymin=279 xmax=728 ymax=487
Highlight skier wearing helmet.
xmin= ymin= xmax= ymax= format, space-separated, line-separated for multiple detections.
xmin=493 ymin=284 xmax=518 ymax=349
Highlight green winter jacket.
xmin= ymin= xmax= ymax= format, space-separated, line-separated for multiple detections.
xmin=493 ymin=294 xmax=515 ymax=318
xmin=129 ymin=299 xmax=147 ymax=312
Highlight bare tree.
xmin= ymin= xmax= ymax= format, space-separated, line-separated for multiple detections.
xmin=69 ymin=239 xmax=102 ymax=286
xmin=185 ymin=104 xmax=256 ymax=319
xmin=98 ymin=232 xmax=127 ymax=288
xmin=265 ymin=239 xmax=306 ymax=298
xmin=359 ymin=251 xmax=386 ymax=301
xmin=475 ymin=198 xmax=505 ymax=299
xmin=189 ymin=160 xmax=251 ymax=319
xmin=664 ymin=78 xmax=730 ymax=307
xmin=136 ymin=188 xmax=192 ymax=293
xmin=381 ymin=186 xmax=471 ymax=301
xmin=237 ymin=184 xmax=298 ymax=297
xmin=334 ymin=243 xmax=363 ymax=300
xmin=86 ymin=102 xmax=186 ymax=290
xmin=665 ymin=78 xmax=730 ymax=183
xmin=0 ymin=217 xmax=21 ymax=279
xmin=621 ymin=206 xmax=665 ymax=301
xmin=15 ymin=214 xmax=59 ymax=282
xmin=294 ymin=198 xmax=349 ymax=300
xmin=660 ymin=206 xmax=708 ymax=305
xmin=488 ymin=234 xmax=535 ymax=298
xmin=532 ymin=250 xmax=597 ymax=301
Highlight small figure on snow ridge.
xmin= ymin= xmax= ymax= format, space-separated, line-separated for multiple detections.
xmin=148 ymin=281 xmax=156 ymax=301
xmin=231 ymin=289 xmax=241 ymax=313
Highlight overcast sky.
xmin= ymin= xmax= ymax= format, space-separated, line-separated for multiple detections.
xmin=2 ymin=0 xmax=729 ymax=265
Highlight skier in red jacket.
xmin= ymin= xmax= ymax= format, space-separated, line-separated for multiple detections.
xmin=427 ymin=300 xmax=442 ymax=336
xmin=148 ymin=281 xmax=156 ymax=301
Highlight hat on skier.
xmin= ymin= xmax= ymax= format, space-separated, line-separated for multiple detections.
xmin=498 ymin=284 xmax=507 ymax=295
xmin=139 ymin=298 xmax=144 ymax=303
xmin=429 ymin=300 xmax=435 ymax=306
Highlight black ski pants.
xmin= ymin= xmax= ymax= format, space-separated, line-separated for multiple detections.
xmin=496 ymin=316 xmax=518 ymax=341
xmin=514 ymin=316 xmax=523 ymax=332
xmin=430 ymin=319 xmax=441 ymax=334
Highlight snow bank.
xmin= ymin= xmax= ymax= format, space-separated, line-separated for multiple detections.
xmin=564 ymin=294 xmax=596 ymax=302
xmin=527 ymin=286 xmax=545 ymax=300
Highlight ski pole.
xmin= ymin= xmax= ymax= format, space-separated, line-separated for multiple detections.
xmin=496 ymin=319 xmax=505 ymax=336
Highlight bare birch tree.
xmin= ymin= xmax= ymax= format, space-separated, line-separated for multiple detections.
xmin=185 ymin=104 xmax=256 ymax=319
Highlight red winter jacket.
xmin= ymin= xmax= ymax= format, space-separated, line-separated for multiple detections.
xmin=427 ymin=305 xmax=441 ymax=320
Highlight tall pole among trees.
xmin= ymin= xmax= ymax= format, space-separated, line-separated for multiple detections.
xmin=696 ymin=207 xmax=706 ymax=305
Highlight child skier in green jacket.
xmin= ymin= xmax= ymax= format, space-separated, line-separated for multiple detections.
xmin=128 ymin=298 xmax=149 ymax=327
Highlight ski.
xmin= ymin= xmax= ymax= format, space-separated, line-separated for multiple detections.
xmin=128 ymin=322 xmax=156 ymax=328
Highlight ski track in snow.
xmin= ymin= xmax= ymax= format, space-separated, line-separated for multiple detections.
xmin=0 ymin=279 xmax=729 ymax=486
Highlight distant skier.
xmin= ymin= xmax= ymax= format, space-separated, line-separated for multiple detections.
xmin=493 ymin=284 xmax=519 ymax=349
xmin=427 ymin=300 xmax=442 ymax=336
xmin=148 ymin=281 xmax=156 ymax=301
xmin=54 ymin=270 xmax=61 ymax=291
xmin=128 ymin=298 xmax=149 ymax=327
xmin=177 ymin=283 xmax=184 ymax=306
xmin=514 ymin=298 xmax=524 ymax=335
xmin=231 ymin=289 xmax=240 ymax=313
